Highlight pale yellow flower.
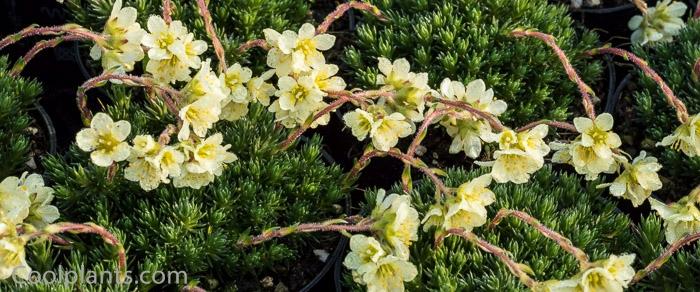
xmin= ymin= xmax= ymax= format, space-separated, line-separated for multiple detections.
xmin=89 ymin=0 xmax=145 ymax=73
xmin=441 ymin=119 xmax=492 ymax=158
xmin=275 ymin=75 xmax=325 ymax=113
xmin=535 ymin=279 xmax=579 ymax=292
xmin=182 ymin=59 xmax=229 ymax=104
xmin=376 ymin=58 xmax=430 ymax=122
xmin=221 ymin=63 xmax=253 ymax=103
xmin=178 ymin=97 xmax=222 ymax=141
xmin=516 ymin=124 xmax=550 ymax=162
xmin=650 ymin=191 xmax=700 ymax=243
xmin=247 ymin=70 xmax=276 ymax=106
xmin=185 ymin=133 xmax=237 ymax=175
xmin=263 ymin=23 xmax=335 ymax=76
xmin=310 ymin=63 xmax=346 ymax=92
xmin=343 ymin=108 xmax=375 ymax=141
xmin=658 ymin=114 xmax=700 ymax=157
xmin=147 ymin=146 xmax=185 ymax=182
xmin=343 ymin=234 xmax=386 ymax=277
xmin=578 ymin=267 xmax=624 ymax=292
xmin=220 ymin=101 xmax=250 ymax=122
xmin=371 ymin=190 xmax=419 ymax=260
xmin=142 ymin=16 xmax=207 ymax=84
xmin=422 ymin=174 xmax=496 ymax=232
xmin=131 ymin=135 xmax=160 ymax=157
xmin=629 ymin=0 xmax=687 ymax=45
xmin=172 ymin=166 xmax=215 ymax=189
xmin=0 ymin=176 xmax=29 ymax=224
xmin=124 ymin=157 xmax=162 ymax=191
xmin=574 ymin=113 xmax=622 ymax=160
xmin=598 ymin=151 xmax=662 ymax=207
xmin=18 ymin=173 xmax=59 ymax=228
xmin=0 ymin=220 xmax=29 ymax=280
xmin=76 ymin=112 xmax=131 ymax=167
xmin=357 ymin=255 xmax=417 ymax=292
xmin=439 ymin=78 xmax=507 ymax=116
xmin=602 ymin=254 xmax=636 ymax=288
xmin=479 ymin=127 xmax=549 ymax=184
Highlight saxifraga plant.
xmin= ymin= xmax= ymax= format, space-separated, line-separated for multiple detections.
xmin=0 ymin=55 xmax=41 ymax=178
xmin=17 ymin=88 xmax=347 ymax=291
xmin=343 ymin=166 xmax=633 ymax=291
xmin=64 ymin=0 xmax=312 ymax=70
xmin=343 ymin=0 xmax=603 ymax=126
xmin=631 ymin=19 xmax=700 ymax=200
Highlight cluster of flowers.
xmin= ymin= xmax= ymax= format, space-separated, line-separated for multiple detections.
xmin=0 ymin=173 xmax=59 ymax=279
xmin=343 ymin=190 xmax=420 ymax=291
xmin=629 ymin=0 xmax=688 ymax=46
xmin=538 ymin=254 xmax=636 ymax=292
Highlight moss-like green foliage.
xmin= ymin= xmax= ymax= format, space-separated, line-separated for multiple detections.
xmin=344 ymin=166 xmax=632 ymax=291
xmin=3 ymin=87 xmax=348 ymax=291
xmin=64 ymin=0 xmax=312 ymax=70
xmin=343 ymin=0 xmax=602 ymax=125
xmin=0 ymin=56 xmax=42 ymax=178
xmin=632 ymin=19 xmax=700 ymax=199
xmin=632 ymin=215 xmax=700 ymax=291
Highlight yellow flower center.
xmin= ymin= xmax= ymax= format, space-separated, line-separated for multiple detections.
xmin=586 ymin=271 xmax=606 ymax=289
xmin=97 ymin=133 xmax=120 ymax=153
xmin=297 ymin=39 xmax=316 ymax=57
xmin=290 ymin=84 xmax=309 ymax=104
xmin=589 ymin=128 xmax=608 ymax=145
xmin=197 ymin=144 xmax=217 ymax=160
xmin=157 ymin=33 xmax=176 ymax=49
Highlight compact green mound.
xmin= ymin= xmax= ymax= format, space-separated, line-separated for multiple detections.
xmin=632 ymin=215 xmax=700 ymax=291
xmin=343 ymin=0 xmax=603 ymax=126
xmin=632 ymin=19 xmax=700 ymax=200
xmin=64 ymin=0 xmax=312 ymax=70
xmin=0 ymin=56 xmax=42 ymax=178
xmin=344 ymin=166 xmax=632 ymax=291
xmin=5 ymin=88 xmax=347 ymax=291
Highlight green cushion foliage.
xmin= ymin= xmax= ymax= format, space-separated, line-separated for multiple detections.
xmin=632 ymin=215 xmax=700 ymax=291
xmin=2 ymin=87 xmax=348 ymax=291
xmin=632 ymin=19 xmax=700 ymax=199
xmin=344 ymin=166 xmax=632 ymax=291
xmin=64 ymin=0 xmax=313 ymax=71
xmin=0 ymin=56 xmax=42 ymax=178
xmin=342 ymin=0 xmax=603 ymax=126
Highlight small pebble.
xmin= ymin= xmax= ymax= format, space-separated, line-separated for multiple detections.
xmin=415 ymin=145 xmax=427 ymax=156
xmin=260 ymin=276 xmax=274 ymax=288
xmin=314 ymin=249 xmax=330 ymax=262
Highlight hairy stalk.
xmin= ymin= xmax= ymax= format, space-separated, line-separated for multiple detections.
xmin=516 ymin=120 xmax=578 ymax=133
xmin=238 ymin=39 xmax=270 ymax=53
xmin=195 ymin=0 xmax=226 ymax=73
xmin=384 ymin=149 xmax=450 ymax=197
xmin=632 ymin=0 xmax=648 ymax=14
xmin=77 ymin=73 xmax=181 ymax=122
xmin=279 ymin=95 xmax=351 ymax=150
xmin=238 ymin=216 xmax=371 ymax=247
xmin=162 ymin=0 xmax=173 ymax=23
xmin=11 ymin=35 xmax=87 ymax=76
xmin=588 ymin=47 xmax=689 ymax=123
xmin=0 ymin=24 xmax=106 ymax=51
xmin=26 ymin=222 xmax=127 ymax=282
xmin=490 ymin=209 xmax=591 ymax=269
xmin=316 ymin=1 xmax=387 ymax=34
xmin=434 ymin=98 xmax=505 ymax=131
xmin=631 ymin=231 xmax=700 ymax=284
xmin=158 ymin=124 xmax=177 ymax=145
xmin=444 ymin=228 xmax=537 ymax=289
xmin=511 ymin=29 xmax=597 ymax=119
xmin=406 ymin=108 xmax=452 ymax=158
xmin=344 ymin=149 xmax=384 ymax=186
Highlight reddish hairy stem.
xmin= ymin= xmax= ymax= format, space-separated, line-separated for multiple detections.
xmin=316 ymin=1 xmax=387 ymax=34
xmin=632 ymin=0 xmax=648 ymax=14
xmin=406 ymin=108 xmax=451 ymax=158
xmin=237 ymin=39 xmax=269 ymax=53
xmin=695 ymin=2 xmax=700 ymax=18
xmin=632 ymin=231 xmax=700 ymax=284
xmin=162 ymin=0 xmax=173 ymax=23
xmin=10 ymin=35 xmax=87 ymax=76
xmin=344 ymin=150 xmax=383 ymax=186
xmin=239 ymin=217 xmax=372 ymax=247
xmin=0 ymin=25 xmax=105 ymax=51
xmin=445 ymin=228 xmax=537 ymax=288
xmin=279 ymin=95 xmax=351 ymax=150
xmin=490 ymin=209 xmax=591 ymax=269
xmin=27 ymin=223 xmax=126 ymax=280
xmin=588 ymin=47 xmax=689 ymax=123
xmin=516 ymin=120 xmax=578 ymax=133
xmin=158 ymin=124 xmax=177 ymax=145
xmin=435 ymin=98 xmax=505 ymax=131
xmin=195 ymin=0 xmax=227 ymax=73
xmin=384 ymin=149 xmax=450 ymax=196
xmin=77 ymin=73 xmax=181 ymax=122
xmin=511 ymin=29 xmax=597 ymax=119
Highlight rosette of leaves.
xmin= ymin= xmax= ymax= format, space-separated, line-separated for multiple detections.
xmin=632 ymin=215 xmax=700 ymax=290
xmin=4 ymin=87 xmax=347 ymax=291
xmin=343 ymin=166 xmax=632 ymax=291
xmin=631 ymin=19 xmax=700 ymax=200
xmin=63 ymin=0 xmax=312 ymax=70
xmin=0 ymin=55 xmax=42 ymax=178
xmin=343 ymin=0 xmax=603 ymax=126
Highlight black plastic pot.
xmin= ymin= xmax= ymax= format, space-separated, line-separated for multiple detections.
xmin=32 ymin=101 xmax=58 ymax=155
